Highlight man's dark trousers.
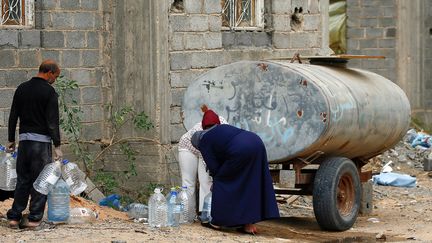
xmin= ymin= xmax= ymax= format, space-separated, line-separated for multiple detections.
xmin=7 ymin=141 xmax=52 ymax=222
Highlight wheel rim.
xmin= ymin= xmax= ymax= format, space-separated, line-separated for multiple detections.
xmin=337 ymin=172 xmax=355 ymax=216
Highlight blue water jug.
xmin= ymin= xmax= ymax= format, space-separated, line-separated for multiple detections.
xmin=47 ymin=178 xmax=70 ymax=222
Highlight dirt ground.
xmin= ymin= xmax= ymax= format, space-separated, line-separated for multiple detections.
xmin=1 ymin=145 xmax=431 ymax=242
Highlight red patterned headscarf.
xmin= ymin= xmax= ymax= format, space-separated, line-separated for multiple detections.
xmin=201 ymin=105 xmax=220 ymax=129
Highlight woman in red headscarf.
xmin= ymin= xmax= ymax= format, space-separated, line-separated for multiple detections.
xmin=192 ymin=108 xmax=279 ymax=234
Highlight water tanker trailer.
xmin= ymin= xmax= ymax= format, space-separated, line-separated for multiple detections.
xmin=182 ymin=56 xmax=411 ymax=231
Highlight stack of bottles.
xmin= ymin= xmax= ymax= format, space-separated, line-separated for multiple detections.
xmin=147 ymin=186 xmax=193 ymax=228
xmin=0 ymin=145 xmax=17 ymax=191
xmin=33 ymin=159 xmax=87 ymax=196
xmin=32 ymin=159 xmax=88 ymax=223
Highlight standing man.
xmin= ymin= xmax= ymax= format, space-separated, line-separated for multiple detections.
xmin=6 ymin=60 xmax=63 ymax=229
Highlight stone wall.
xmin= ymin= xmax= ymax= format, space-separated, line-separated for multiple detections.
xmin=0 ymin=0 xmax=106 ymax=143
xmin=345 ymin=0 xmax=397 ymax=82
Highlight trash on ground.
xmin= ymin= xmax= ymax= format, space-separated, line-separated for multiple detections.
xmin=372 ymin=172 xmax=416 ymax=188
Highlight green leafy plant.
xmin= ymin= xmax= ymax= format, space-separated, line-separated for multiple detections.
xmin=55 ymin=76 xmax=156 ymax=198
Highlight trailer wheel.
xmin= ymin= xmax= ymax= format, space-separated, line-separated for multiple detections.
xmin=312 ymin=157 xmax=360 ymax=231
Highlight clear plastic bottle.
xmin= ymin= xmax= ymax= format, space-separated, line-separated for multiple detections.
xmin=200 ymin=191 xmax=212 ymax=223
xmin=166 ymin=187 xmax=181 ymax=227
xmin=47 ymin=178 xmax=70 ymax=222
xmin=148 ymin=188 xmax=167 ymax=228
xmin=127 ymin=203 xmax=148 ymax=219
xmin=33 ymin=160 xmax=62 ymax=195
xmin=61 ymin=159 xmax=87 ymax=195
xmin=68 ymin=207 xmax=97 ymax=224
xmin=178 ymin=186 xmax=192 ymax=224
xmin=0 ymin=152 xmax=17 ymax=191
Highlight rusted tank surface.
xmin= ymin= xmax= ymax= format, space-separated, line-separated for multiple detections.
xmin=183 ymin=61 xmax=411 ymax=163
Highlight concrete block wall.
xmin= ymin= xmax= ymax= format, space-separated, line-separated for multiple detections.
xmin=346 ymin=0 xmax=397 ymax=82
xmin=169 ymin=0 xmax=327 ymax=145
xmin=0 ymin=0 xmax=106 ymax=146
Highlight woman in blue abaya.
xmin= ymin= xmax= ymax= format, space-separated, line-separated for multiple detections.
xmin=191 ymin=109 xmax=279 ymax=234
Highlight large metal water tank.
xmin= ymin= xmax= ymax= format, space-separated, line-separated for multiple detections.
xmin=183 ymin=60 xmax=411 ymax=163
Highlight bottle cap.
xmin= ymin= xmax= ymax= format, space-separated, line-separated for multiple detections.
xmin=62 ymin=159 xmax=69 ymax=165
xmin=154 ymin=188 xmax=161 ymax=193
xmin=181 ymin=186 xmax=187 ymax=189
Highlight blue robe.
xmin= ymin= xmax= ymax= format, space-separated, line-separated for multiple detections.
xmin=197 ymin=124 xmax=279 ymax=227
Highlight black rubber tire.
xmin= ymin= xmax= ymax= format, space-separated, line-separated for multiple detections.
xmin=312 ymin=157 xmax=361 ymax=231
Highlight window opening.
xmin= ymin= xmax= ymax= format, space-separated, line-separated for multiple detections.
xmin=221 ymin=0 xmax=264 ymax=30
xmin=1 ymin=0 xmax=34 ymax=28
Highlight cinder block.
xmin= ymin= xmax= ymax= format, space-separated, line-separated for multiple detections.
xmin=304 ymin=15 xmax=320 ymax=31
xmin=185 ymin=33 xmax=204 ymax=50
xmin=66 ymin=31 xmax=86 ymax=48
xmin=86 ymin=31 xmax=100 ymax=48
xmin=208 ymin=15 xmax=222 ymax=32
xmin=52 ymin=12 xmax=74 ymax=29
xmin=184 ymin=0 xmax=202 ymax=13
xmin=279 ymin=170 xmax=295 ymax=187
xmin=82 ymin=50 xmax=100 ymax=67
xmin=170 ymin=15 xmax=190 ymax=32
xmin=273 ymin=15 xmax=291 ymax=32
xmin=71 ymin=69 xmax=94 ymax=85
xmin=171 ymin=123 xmax=186 ymax=143
xmin=19 ymin=30 xmax=41 ymax=48
xmin=253 ymin=32 xmax=271 ymax=47
xmin=18 ymin=50 xmax=40 ymax=68
xmin=171 ymin=88 xmax=186 ymax=107
xmin=222 ymin=32 xmax=235 ymax=48
xmin=81 ymin=86 xmax=102 ymax=104
xmin=272 ymin=0 xmax=291 ymax=14
xmin=0 ymin=89 xmax=15 ymax=108
xmin=61 ymin=50 xmax=80 ymax=67
xmin=81 ymin=0 xmax=99 ymax=10
xmin=204 ymin=0 xmax=220 ymax=13
xmin=41 ymin=31 xmax=65 ymax=48
xmin=189 ymin=16 xmax=208 ymax=31
xmin=236 ymin=32 xmax=252 ymax=46
xmin=170 ymin=107 xmax=182 ymax=124
xmin=60 ymin=0 xmax=81 ymax=10
xmin=170 ymin=52 xmax=191 ymax=70
xmin=41 ymin=0 xmax=57 ymax=10
xmin=359 ymin=180 xmax=373 ymax=215
xmin=0 ymin=30 xmax=19 ymax=48
xmin=73 ymin=13 xmax=95 ymax=29
xmin=204 ymin=32 xmax=222 ymax=49
xmin=0 ymin=50 xmax=16 ymax=68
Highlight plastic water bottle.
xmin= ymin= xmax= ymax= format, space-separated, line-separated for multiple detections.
xmin=47 ymin=178 xmax=70 ymax=222
xmin=200 ymin=191 xmax=212 ymax=223
xmin=61 ymin=159 xmax=87 ymax=195
xmin=0 ymin=145 xmax=6 ymax=158
xmin=148 ymin=188 xmax=167 ymax=227
xmin=178 ymin=186 xmax=192 ymax=223
xmin=166 ymin=187 xmax=181 ymax=227
xmin=68 ymin=207 xmax=97 ymax=224
xmin=0 ymin=152 xmax=17 ymax=191
xmin=33 ymin=160 xmax=62 ymax=195
xmin=127 ymin=203 xmax=148 ymax=219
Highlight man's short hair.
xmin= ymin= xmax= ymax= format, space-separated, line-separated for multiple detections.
xmin=39 ymin=62 xmax=59 ymax=74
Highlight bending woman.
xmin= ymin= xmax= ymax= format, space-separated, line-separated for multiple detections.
xmin=191 ymin=109 xmax=279 ymax=234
